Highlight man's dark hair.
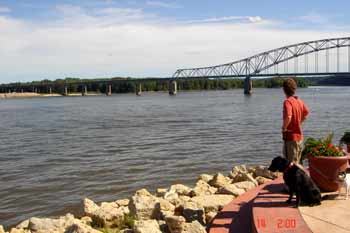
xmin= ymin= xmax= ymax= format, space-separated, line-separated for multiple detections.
xmin=283 ymin=78 xmax=297 ymax=96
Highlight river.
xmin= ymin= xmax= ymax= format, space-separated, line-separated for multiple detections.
xmin=1 ymin=87 xmax=349 ymax=227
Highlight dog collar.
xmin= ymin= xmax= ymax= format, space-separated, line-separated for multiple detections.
xmin=283 ymin=163 xmax=294 ymax=173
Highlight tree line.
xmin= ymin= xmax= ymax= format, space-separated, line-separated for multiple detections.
xmin=0 ymin=77 xmax=310 ymax=94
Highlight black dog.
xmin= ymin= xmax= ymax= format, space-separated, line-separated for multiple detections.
xmin=268 ymin=156 xmax=321 ymax=207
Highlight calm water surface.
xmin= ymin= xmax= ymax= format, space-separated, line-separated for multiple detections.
xmin=1 ymin=87 xmax=350 ymax=227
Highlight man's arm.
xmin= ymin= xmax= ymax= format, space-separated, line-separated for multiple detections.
xmin=282 ymin=115 xmax=292 ymax=132
xmin=282 ymin=100 xmax=292 ymax=132
xmin=301 ymin=103 xmax=309 ymax=123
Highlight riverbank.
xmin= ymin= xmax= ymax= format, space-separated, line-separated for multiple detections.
xmin=0 ymin=92 xmax=104 ymax=99
xmin=0 ymin=164 xmax=280 ymax=233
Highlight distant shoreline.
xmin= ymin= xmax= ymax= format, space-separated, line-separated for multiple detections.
xmin=1 ymin=86 xmax=349 ymax=99
xmin=0 ymin=92 xmax=103 ymax=99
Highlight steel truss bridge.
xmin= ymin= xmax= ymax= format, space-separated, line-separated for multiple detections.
xmin=172 ymin=37 xmax=350 ymax=93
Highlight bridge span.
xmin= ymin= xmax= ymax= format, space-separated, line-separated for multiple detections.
xmin=173 ymin=37 xmax=350 ymax=94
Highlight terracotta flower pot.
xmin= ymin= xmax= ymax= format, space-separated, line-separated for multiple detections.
xmin=308 ymin=155 xmax=349 ymax=192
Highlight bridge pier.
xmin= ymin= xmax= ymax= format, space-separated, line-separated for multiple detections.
xmin=82 ymin=85 xmax=88 ymax=96
xmin=49 ymin=87 xmax=52 ymax=94
xmin=136 ymin=83 xmax=142 ymax=96
xmin=244 ymin=76 xmax=253 ymax=95
xmin=169 ymin=80 xmax=177 ymax=95
xmin=106 ymin=84 xmax=112 ymax=96
xmin=63 ymin=86 xmax=68 ymax=96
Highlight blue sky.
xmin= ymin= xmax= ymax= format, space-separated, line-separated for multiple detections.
xmin=0 ymin=0 xmax=349 ymax=83
xmin=1 ymin=0 xmax=349 ymax=23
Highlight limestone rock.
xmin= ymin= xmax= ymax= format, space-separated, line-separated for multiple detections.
xmin=165 ymin=216 xmax=186 ymax=233
xmin=217 ymin=184 xmax=246 ymax=196
xmin=129 ymin=192 xmax=161 ymax=220
xmin=116 ymin=199 xmax=130 ymax=207
xmin=252 ymin=165 xmax=278 ymax=179
xmin=164 ymin=191 xmax=179 ymax=204
xmin=158 ymin=198 xmax=175 ymax=219
xmin=18 ymin=214 xmax=99 ymax=233
xmin=241 ymin=173 xmax=258 ymax=186
xmin=16 ymin=220 xmax=29 ymax=229
xmin=234 ymin=181 xmax=256 ymax=191
xmin=205 ymin=212 xmax=217 ymax=224
xmin=169 ymin=184 xmax=192 ymax=196
xmin=182 ymin=201 xmax=205 ymax=225
xmin=209 ymin=173 xmax=229 ymax=188
xmin=156 ymin=188 xmax=167 ymax=198
xmin=228 ymin=171 xmax=247 ymax=183
xmin=83 ymin=198 xmax=99 ymax=218
xmin=190 ymin=180 xmax=217 ymax=197
xmin=119 ymin=206 xmax=131 ymax=215
xmin=198 ymin=174 xmax=213 ymax=183
xmin=133 ymin=220 xmax=161 ymax=233
xmin=170 ymin=195 xmax=191 ymax=207
xmin=83 ymin=198 xmax=124 ymax=227
xmin=182 ymin=221 xmax=207 ymax=233
xmin=120 ymin=229 xmax=134 ymax=233
xmin=80 ymin=216 xmax=92 ymax=226
xmin=232 ymin=165 xmax=248 ymax=174
xmin=169 ymin=195 xmax=192 ymax=216
xmin=65 ymin=222 xmax=102 ymax=233
xmin=10 ymin=229 xmax=29 ymax=233
xmin=135 ymin=189 xmax=152 ymax=196
xmin=255 ymin=176 xmax=273 ymax=185
xmin=191 ymin=195 xmax=234 ymax=213
xmin=158 ymin=198 xmax=175 ymax=212
xmin=28 ymin=214 xmax=77 ymax=233
xmin=160 ymin=210 xmax=174 ymax=221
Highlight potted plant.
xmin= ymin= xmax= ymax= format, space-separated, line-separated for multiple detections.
xmin=302 ymin=133 xmax=349 ymax=192
xmin=340 ymin=131 xmax=350 ymax=153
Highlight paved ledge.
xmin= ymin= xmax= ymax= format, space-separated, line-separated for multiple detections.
xmin=300 ymin=196 xmax=350 ymax=233
xmin=209 ymin=176 xmax=312 ymax=233
xmin=251 ymin=178 xmax=312 ymax=233
xmin=209 ymin=181 xmax=271 ymax=233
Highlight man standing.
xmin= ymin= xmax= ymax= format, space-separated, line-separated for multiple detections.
xmin=282 ymin=78 xmax=309 ymax=164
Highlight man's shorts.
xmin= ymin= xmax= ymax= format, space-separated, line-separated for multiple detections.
xmin=283 ymin=140 xmax=303 ymax=164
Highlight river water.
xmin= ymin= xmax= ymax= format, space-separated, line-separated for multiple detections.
xmin=1 ymin=87 xmax=350 ymax=227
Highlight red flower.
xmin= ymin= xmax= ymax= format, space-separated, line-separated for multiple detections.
xmin=313 ymin=148 xmax=319 ymax=153
xmin=327 ymin=143 xmax=333 ymax=148
xmin=334 ymin=147 xmax=339 ymax=152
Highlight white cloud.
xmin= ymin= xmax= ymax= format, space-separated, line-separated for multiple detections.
xmin=0 ymin=7 xmax=348 ymax=83
xmin=0 ymin=6 xmax=11 ymax=13
xmin=185 ymin=16 xmax=267 ymax=24
xmin=146 ymin=1 xmax=182 ymax=9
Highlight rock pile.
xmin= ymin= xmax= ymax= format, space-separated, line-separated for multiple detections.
xmin=3 ymin=165 xmax=279 ymax=233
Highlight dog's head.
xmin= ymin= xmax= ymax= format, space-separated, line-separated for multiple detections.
xmin=338 ymin=171 xmax=346 ymax=181
xmin=268 ymin=156 xmax=289 ymax=172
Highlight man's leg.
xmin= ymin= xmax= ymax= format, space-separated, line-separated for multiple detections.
xmin=284 ymin=141 xmax=294 ymax=163
xmin=295 ymin=140 xmax=303 ymax=164
xmin=285 ymin=141 xmax=302 ymax=164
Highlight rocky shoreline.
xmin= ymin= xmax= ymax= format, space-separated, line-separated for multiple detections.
xmin=1 ymin=165 xmax=280 ymax=233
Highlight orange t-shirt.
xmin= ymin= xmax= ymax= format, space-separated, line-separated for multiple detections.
xmin=283 ymin=96 xmax=309 ymax=141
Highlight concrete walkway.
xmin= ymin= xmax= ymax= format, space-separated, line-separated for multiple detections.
xmin=300 ymin=194 xmax=350 ymax=233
